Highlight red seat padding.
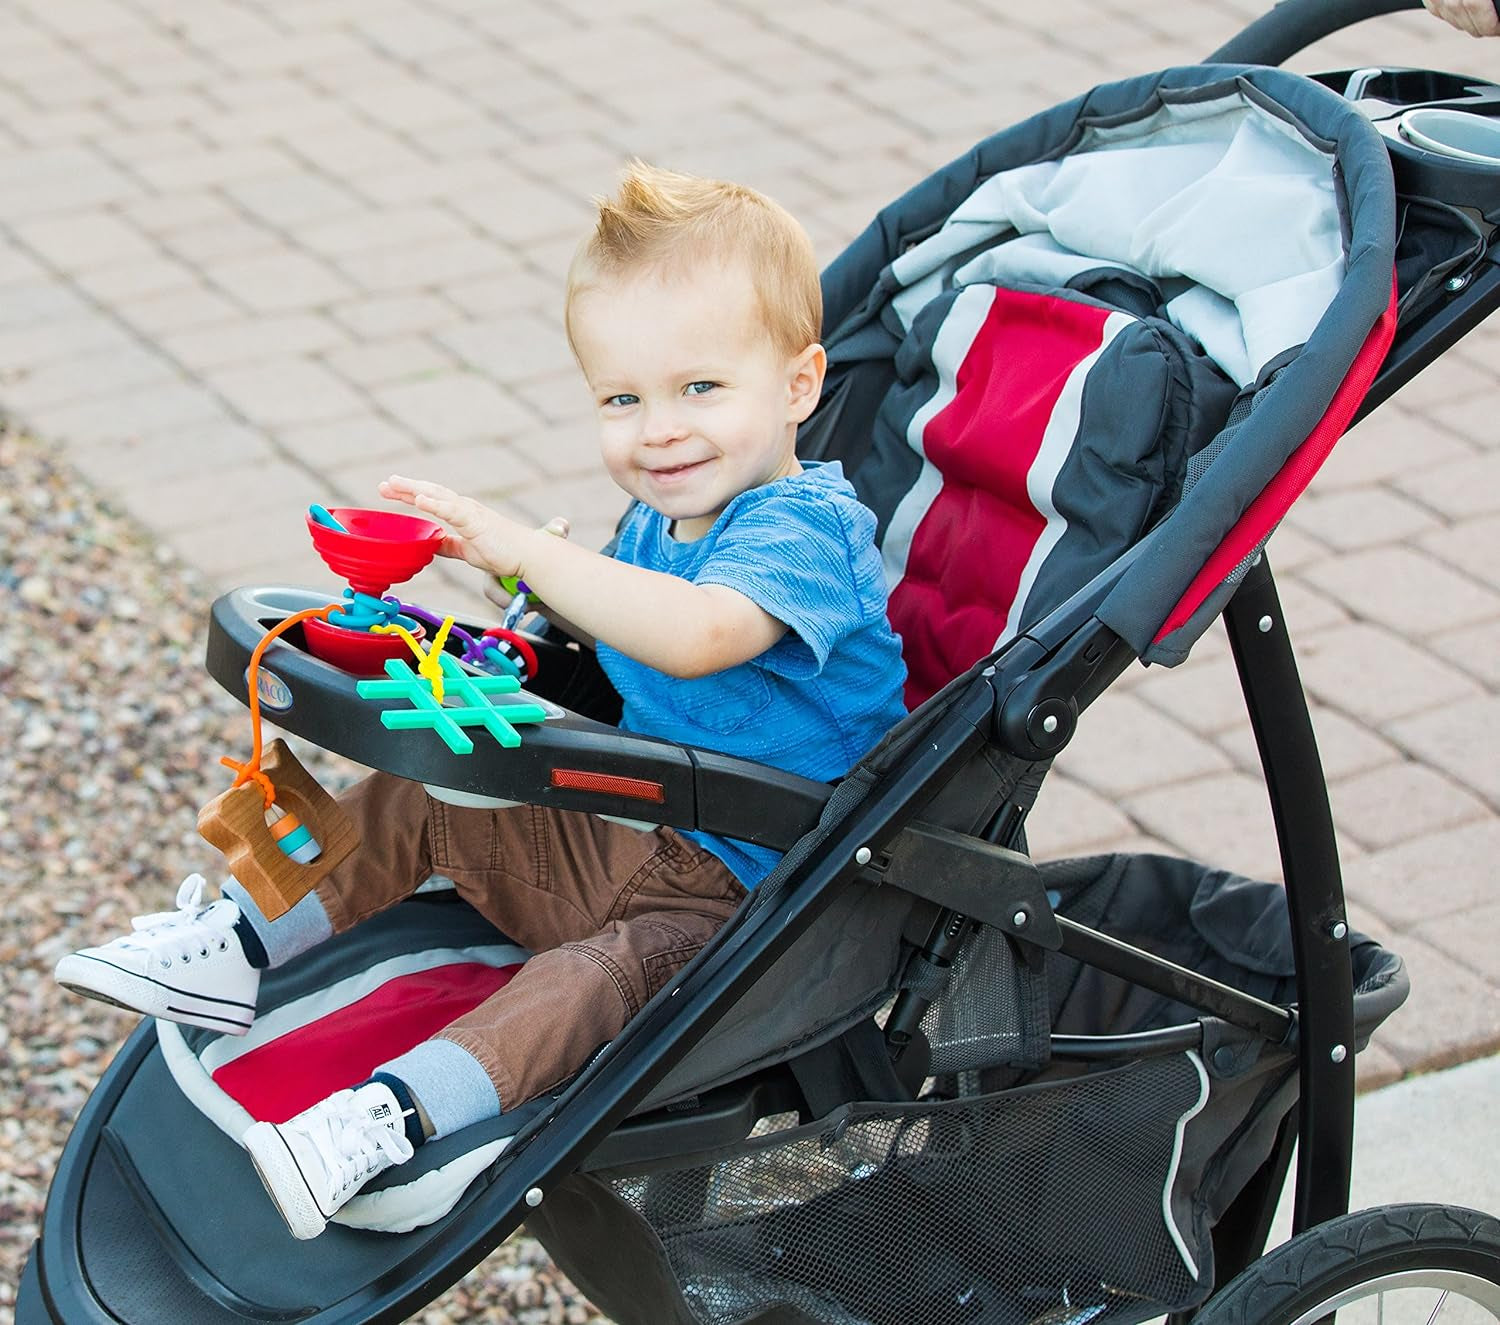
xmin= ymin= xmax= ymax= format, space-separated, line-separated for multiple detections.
xmin=213 ymin=960 xmax=523 ymax=1123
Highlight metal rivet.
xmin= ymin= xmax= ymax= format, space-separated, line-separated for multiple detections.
xmin=854 ymin=846 xmax=872 ymax=866
xmin=1330 ymin=1044 xmax=1348 ymax=1065
xmin=525 ymin=1187 xmax=544 ymax=1207
xmin=1330 ymin=921 xmax=1348 ymax=941
xmin=1212 ymin=1045 xmax=1237 ymax=1073
xmin=1258 ymin=615 xmax=1274 ymax=633
xmin=1041 ymin=714 xmax=1059 ymax=734
xmin=1446 ymin=273 xmax=1470 ymax=293
xmin=1012 ymin=909 xmax=1028 ymax=928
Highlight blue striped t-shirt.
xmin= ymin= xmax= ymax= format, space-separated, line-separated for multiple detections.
xmin=594 ymin=461 xmax=908 ymax=887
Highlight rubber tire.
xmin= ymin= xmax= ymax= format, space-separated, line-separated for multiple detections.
xmin=1194 ymin=1204 xmax=1500 ymax=1325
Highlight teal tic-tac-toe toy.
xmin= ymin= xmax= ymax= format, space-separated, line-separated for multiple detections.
xmin=356 ymin=652 xmax=549 ymax=754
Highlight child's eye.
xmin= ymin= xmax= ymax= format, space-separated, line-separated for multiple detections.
xmin=684 ymin=381 xmax=718 ymax=397
xmin=603 ymin=393 xmax=639 ymax=408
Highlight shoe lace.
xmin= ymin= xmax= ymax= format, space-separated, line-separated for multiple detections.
xmin=124 ymin=875 xmax=231 ymax=966
xmin=310 ymin=1093 xmax=413 ymax=1191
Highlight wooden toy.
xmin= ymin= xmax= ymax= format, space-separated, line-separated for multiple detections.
xmin=198 ymin=738 xmax=358 ymax=920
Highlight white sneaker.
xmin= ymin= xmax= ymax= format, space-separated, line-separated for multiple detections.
xmin=243 ymin=1081 xmax=415 ymax=1239
xmin=53 ymin=874 xmax=260 ymax=1035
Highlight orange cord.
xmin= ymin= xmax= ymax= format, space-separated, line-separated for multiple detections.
xmin=220 ymin=606 xmax=337 ymax=810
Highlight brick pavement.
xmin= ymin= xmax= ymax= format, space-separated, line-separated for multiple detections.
xmin=1 ymin=0 xmax=1498 ymax=1089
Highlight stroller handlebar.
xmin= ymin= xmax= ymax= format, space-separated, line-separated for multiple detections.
xmin=1208 ymin=0 xmax=1423 ymax=67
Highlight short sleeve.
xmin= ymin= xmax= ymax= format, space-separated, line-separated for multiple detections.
xmin=695 ymin=492 xmax=871 ymax=679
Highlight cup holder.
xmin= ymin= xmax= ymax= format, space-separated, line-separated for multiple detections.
xmin=1327 ymin=66 xmax=1500 ymax=218
xmin=1399 ymin=107 xmax=1500 ymax=166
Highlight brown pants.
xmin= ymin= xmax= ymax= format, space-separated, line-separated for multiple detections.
xmin=314 ymin=773 xmax=746 ymax=1108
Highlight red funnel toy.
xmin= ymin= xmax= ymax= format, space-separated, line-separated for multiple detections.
xmin=306 ymin=507 xmax=444 ymax=597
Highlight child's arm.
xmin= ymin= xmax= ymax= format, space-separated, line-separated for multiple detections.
xmin=380 ymin=476 xmax=787 ymax=678
xmin=483 ymin=575 xmax=598 ymax=650
xmin=481 ymin=516 xmax=598 ymax=647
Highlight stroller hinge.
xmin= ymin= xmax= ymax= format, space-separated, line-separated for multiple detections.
xmin=868 ymin=820 xmax=1062 ymax=951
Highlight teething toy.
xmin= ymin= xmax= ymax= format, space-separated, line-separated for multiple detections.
xmin=356 ymin=653 xmax=549 ymax=754
xmin=200 ymin=603 xmax=360 ymax=920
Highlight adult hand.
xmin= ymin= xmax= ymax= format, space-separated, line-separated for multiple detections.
xmin=1424 ymin=0 xmax=1500 ymax=37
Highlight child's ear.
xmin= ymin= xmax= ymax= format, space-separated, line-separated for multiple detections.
xmin=786 ymin=342 xmax=827 ymax=424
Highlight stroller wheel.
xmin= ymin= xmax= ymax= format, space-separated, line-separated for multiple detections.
xmin=1194 ymin=1204 xmax=1500 ymax=1325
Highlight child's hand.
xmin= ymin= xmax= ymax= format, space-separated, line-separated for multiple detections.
xmin=379 ymin=475 xmax=529 ymax=578
xmin=482 ymin=517 xmax=570 ymax=613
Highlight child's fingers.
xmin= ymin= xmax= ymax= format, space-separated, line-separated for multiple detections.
xmin=1429 ymin=0 xmax=1500 ymax=33
xmin=381 ymin=474 xmax=463 ymax=514
xmin=542 ymin=516 xmax=571 ymax=539
xmin=378 ymin=475 xmax=422 ymax=503
xmin=403 ymin=484 xmax=492 ymax=538
xmin=384 ymin=479 xmax=494 ymax=543
xmin=1470 ymin=0 xmax=1500 ymax=34
xmin=380 ymin=474 xmax=521 ymax=575
xmin=1448 ymin=0 xmax=1482 ymax=33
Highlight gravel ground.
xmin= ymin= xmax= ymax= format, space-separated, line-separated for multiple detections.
xmin=0 ymin=431 xmax=607 ymax=1324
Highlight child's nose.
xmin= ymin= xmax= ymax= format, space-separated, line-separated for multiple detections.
xmin=640 ymin=404 xmax=688 ymax=445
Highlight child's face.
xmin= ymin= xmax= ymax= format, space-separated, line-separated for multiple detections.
xmin=570 ymin=261 xmax=823 ymax=541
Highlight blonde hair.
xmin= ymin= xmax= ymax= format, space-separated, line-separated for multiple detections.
xmin=565 ymin=160 xmax=821 ymax=359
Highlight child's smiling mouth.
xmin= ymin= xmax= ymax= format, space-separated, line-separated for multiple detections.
xmin=647 ymin=459 xmax=711 ymax=484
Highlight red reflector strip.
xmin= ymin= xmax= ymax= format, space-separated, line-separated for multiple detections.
xmin=550 ymin=768 xmax=665 ymax=802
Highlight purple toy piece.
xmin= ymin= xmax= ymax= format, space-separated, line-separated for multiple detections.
xmin=395 ymin=599 xmax=523 ymax=677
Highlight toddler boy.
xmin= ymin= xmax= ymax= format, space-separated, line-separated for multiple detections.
xmin=56 ymin=162 xmax=907 ymax=1240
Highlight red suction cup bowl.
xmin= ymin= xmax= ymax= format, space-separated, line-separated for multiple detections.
xmin=303 ymin=614 xmax=427 ymax=676
xmin=307 ymin=507 xmax=444 ymax=596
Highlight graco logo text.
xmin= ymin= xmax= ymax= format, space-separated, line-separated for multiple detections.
xmin=251 ymin=668 xmax=294 ymax=713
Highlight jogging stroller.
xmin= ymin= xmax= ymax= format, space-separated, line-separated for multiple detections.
xmin=21 ymin=1 xmax=1500 ymax=1321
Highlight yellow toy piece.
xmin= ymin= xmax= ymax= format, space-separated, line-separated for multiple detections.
xmin=373 ymin=613 xmax=455 ymax=701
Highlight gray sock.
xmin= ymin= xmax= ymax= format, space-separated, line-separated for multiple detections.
xmin=375 ymin=1038 xmax=501 ymax=1139
xmin=221 ymin=878 xmax=333 ymax=970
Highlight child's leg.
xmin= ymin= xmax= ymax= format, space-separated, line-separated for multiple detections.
xmin=368 ymin=808 xmax=748 ymax=1124
xmin=242 ymin=809 xmax=745 ymax=1239
xmin=431 ymin=899 xmax=740 ymax=1112
xmin=229 ymin=770 xmax=438 ymax=968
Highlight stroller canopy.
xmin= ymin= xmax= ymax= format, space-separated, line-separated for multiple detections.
xmin=806 ymin=65 xmax=1397 ymax=699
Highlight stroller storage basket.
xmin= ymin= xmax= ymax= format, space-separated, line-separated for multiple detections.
xmin=533 ymin=853 xmax=1407 ymax=1325
xmin=606 ymin=1054 xmax=1211 ymax=1325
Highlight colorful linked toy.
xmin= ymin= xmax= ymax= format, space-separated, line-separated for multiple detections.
xmin=303 ymin=504 xmax=538 ymax=683
xmin=356 ymin=653 xmax=550 ymax=754
xmin=196 ymin=503 xmax=549 ymax=920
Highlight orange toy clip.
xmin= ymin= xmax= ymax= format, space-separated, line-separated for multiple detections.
xmin=198 ymin=607 xmax=359 ymax=920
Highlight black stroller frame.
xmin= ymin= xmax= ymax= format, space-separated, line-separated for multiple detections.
xmin=21 ymin=1 xmax=1500 ymax=1322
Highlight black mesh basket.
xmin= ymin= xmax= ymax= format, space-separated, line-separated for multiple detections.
xmin=528 ymin=853 xmax=1408 ymax=1325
